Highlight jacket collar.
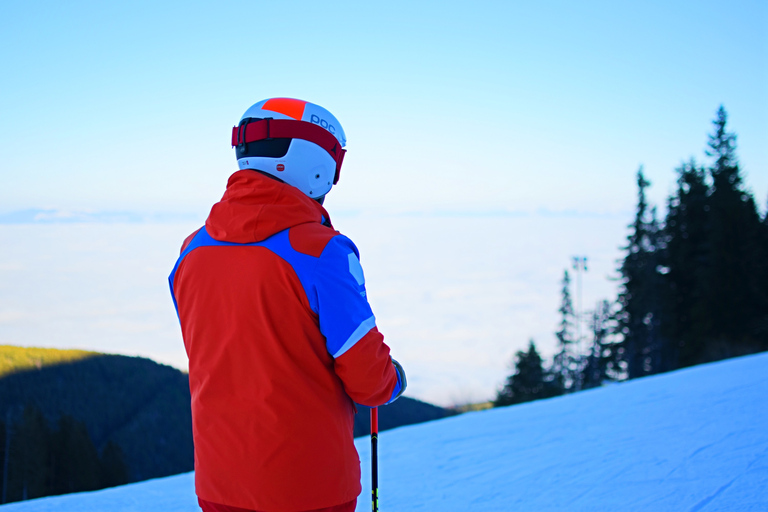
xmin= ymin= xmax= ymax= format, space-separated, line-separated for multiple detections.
xmin=205 ymin=170 xmax=333 ymax=244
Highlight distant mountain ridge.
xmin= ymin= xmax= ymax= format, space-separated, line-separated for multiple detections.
xmin=0 ymin=346 xmax=451 ymax=487
xmin=0 ymin=345 xmax=99 ymax=376
xmin=0 ymin=347 xmax=193 ymax=484
xmin=0 ymin=209 xmax=201 ymax=224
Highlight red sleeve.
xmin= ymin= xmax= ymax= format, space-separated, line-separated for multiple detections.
xmin=332 ymin=327 xmax=399 ymax=407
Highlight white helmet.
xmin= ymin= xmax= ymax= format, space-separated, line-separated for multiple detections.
xmin=232 ymin=98 xmax=347 ymax=199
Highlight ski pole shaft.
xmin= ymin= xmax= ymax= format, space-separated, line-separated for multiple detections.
xmin=371 ymin=407 xmax=379 ymax=512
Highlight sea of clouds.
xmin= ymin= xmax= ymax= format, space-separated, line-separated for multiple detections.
xmin=0 ymin=211 xmax=629 ymax=406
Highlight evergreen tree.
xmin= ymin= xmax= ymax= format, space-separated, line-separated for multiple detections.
xmin=551 ymin=270 xmax=577 ymax=391
xmin=99 ymin=441 xmax=129 ymax=489
xmin=759 ymin=198 xmax=768 ymax=341
xmin=0 ymin=406 xmax=142 ymax=504
xmin=616 ymin=168 xmax=666 ymax=378
xmin=662 ymin=159 xmax=712 ymax=368
xmin=703 ymin=105 xmax=767 ymax=358
xmin=6 ymin=405 xmax=49 ymax=502
xmin=49 ymin=415 xmax=101 ymax=496
xmin=582 ymin=300 xmax=617 ymax=388
xmin=495 ymin=340 xmax=558 ymax=406
xmin=0 ymin=416 xmax=6 ymax=504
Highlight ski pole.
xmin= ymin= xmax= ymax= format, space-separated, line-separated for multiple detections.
xmin=371 ymin=407 xmax=379 ymax=512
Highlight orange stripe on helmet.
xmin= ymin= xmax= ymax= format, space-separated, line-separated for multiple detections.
xmin=261 ymin=98 xmax=308 ymax=121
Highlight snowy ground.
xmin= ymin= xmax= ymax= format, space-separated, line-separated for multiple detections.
xmin=4 ymin=352 xmax=767 ymax=511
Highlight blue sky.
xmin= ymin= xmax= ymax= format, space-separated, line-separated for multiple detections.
xmin=1 ymin=0 xmax=766 ymax=216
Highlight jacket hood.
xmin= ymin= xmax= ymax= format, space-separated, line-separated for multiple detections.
xmin=205 ymin=170 xmax=333 ymax=244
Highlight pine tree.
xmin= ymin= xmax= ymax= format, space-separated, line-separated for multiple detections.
xmin=582 ymin=300 xmax=618 ymax=388
xmin=49 ymin=415 xmax=101 ymax=496
xmin=0 ymin=416 xmax=5 ymax=504
xmin=6 ymin=405 xmax=49 ymax=502
xmin=99 ymin=441 xmax=129 ymax=489
xmin=759 ymin=198 xmax=768 ymax=342
xmin=495 ymin=340 xmax=557 ymax=406
xmin=1 ymin=410 xmax=10 ymax=504
xmin=551 ymin=270 xmax=577 ymax=391
xmin=662 ymin=159 xmax=712 ymax=368
xmin=703 ymin=105 xmax=767 ymax=358
xmin=616 ymin=168 xmax=666 ymax=378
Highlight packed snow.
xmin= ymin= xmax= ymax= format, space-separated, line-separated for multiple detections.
xmin=3 ymin=352 xmax=767 ymax=511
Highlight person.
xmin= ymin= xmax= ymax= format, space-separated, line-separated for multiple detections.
xmin=169 ymin=97 xmax=406 ymax=512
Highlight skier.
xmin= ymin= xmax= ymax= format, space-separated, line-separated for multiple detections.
xmin=169 ymin=97 xmax=406 ymax=512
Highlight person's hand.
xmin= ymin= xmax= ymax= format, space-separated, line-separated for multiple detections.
xmin=391 ymin=359 xmax=407 ymax=400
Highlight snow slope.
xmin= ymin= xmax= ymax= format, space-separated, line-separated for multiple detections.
xmin=4 ymin=353 xmax=767 ymax=511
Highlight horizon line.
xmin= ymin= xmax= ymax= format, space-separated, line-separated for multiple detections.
xmin=0 ymin=207 xmax=634 ymax=225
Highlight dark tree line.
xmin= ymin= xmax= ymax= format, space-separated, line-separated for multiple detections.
xmin=0 ymin=354 xmax=196 ymax=486
xmin=617 ymin=106 xmax=768 ymax=376
xmin=0 ymin=404 xmax=129 ymax=504
xmin=494 ymin=277 xmax=620 ymax=406
xmin=496 ymin=106 xmax=768 ymax=407
xmin=495 ymin=340 xmax=562 ymax=406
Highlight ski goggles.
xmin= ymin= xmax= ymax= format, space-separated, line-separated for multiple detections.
xmin=232 ymin=118 xmax=346 ymax=184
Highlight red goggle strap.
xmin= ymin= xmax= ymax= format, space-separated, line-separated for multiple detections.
xmin=232 ymin=118 xmax=346 ymax=184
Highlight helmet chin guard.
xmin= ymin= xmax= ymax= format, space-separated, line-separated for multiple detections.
xmin=233 ymin=98 xmax=346 ymax=199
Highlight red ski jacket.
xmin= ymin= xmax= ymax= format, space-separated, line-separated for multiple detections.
xmin=169 ymin=170 xmax=402 ymax=512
